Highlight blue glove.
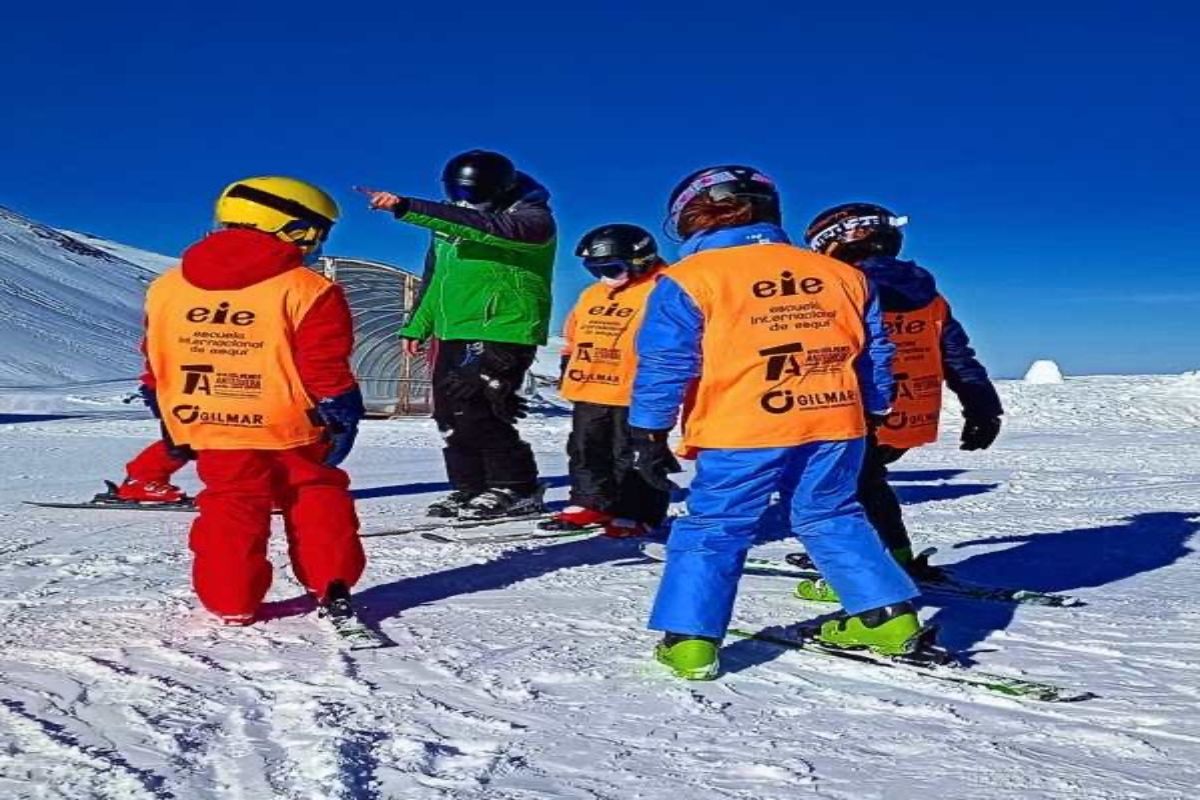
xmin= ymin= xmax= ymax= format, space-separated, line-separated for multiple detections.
xmin=138 ymin=384 xmax=161 ymax=419
xmin=316 ymin=387 xmax=365 ymax=467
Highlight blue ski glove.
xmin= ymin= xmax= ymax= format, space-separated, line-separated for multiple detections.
xmin=316 ymin=387 xmax=365 ymax=467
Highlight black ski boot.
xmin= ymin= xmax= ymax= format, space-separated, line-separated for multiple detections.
xmin=458 ymin=486 xmax=545 ymax=521
xmin=426 ymin=490 xmax=478 ymax=518
xmin=317 ymin=580 xmax=354 ymax=622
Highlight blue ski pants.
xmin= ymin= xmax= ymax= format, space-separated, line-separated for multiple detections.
xmin=648 ymin=438 xmax=919 ymax=638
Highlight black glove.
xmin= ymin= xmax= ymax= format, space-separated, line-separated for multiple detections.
xmin=480 ymin=342 xmax=523 ymax=375
xmin=480 ymin=371 xmax=529 ymax=424
xmin=316 ymin=387 xmax=366 ymax=467
xmin=629 ymin=427 xmax=682 ymax=493
xmin=478 ymin=343 xmax=530 ymax=424
xmin=960 ymin=416 xmax=1001 ymax=451
xmin=136 ymin=384 xmax=161 ymax=418
xmin=438 ymin=370 xmax=482 ymax=402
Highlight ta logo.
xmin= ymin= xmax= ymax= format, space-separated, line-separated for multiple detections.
xmin=171 ymin=404 xmax=201 ymax=424
xmin=181 ymin=364 xmax=215 ymax=396
xmin=576 ymin=342 xmax=594 ymax=362
xmin=758 ymin=342 xmax=806 ymax=381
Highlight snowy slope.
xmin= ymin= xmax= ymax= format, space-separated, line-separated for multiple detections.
xmin=66 ymin=230 xmax=178 ymax=274
xmin=0 ymin=207 xmax=158 ymax=386
xmin=2 ymin=375 xmax=1199 ymax=799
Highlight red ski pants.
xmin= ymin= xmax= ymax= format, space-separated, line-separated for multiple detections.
xmin=126 ymin=440 xmax=189 ymax=483
xmin=189 ymin=443 xmax=364 ymax=619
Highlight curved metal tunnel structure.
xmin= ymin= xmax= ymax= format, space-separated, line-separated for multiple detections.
xmin=315 ymin=256 xmax=432 ymax=416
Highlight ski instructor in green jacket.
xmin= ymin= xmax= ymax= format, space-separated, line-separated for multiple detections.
xmin=364 ymin=150 xmax=555 ymax=520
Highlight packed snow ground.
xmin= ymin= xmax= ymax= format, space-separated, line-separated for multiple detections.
xmin=2 ymin=375 xmax=1199 ymax=799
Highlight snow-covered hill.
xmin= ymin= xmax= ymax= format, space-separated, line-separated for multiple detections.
xmin=66 ymin=230 xmax=178 ymax=274
xmin=0 ymin=207 xmax=165 ymax=386
xmin=2 ymin=374 xmax=1199 ymax=799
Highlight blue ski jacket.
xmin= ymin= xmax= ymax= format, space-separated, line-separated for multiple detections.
xmin=859 ymin=255 xmax=1002 ymax=420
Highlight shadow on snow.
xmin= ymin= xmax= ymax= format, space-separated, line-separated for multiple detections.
xmin=929 ymin=511 xmax=1199 ymax=653
xmin=724 ymin=511 xmax=1198 ymax=674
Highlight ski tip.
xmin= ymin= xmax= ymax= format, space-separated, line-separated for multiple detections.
xmin=421 ymin=532 xmax=455 ymax=543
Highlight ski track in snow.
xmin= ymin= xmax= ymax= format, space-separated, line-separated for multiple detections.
xmin=2 ymin=376 xmax=1200 ymax=798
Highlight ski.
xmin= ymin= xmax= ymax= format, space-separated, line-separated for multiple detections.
xmin=776 ymin=550 xmax=1083 ymax=608
xmin=316 ymin=594 xmax=393 ymax=650
xmin=360 ymin=511 xmax=557 ymax=539
xmin=24 ymin=499 xmax=197 ymax=513
xmin=637 ymin=542 xmax=1083 ymax=608
xmin=321 ymin=611 xmax=392 ymax=650
xmin=421 ymin=525 xmax=601 ymax=545
xmin=728 ymin=625 xmax=1096 ymax=703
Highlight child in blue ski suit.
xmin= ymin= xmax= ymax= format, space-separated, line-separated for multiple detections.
xmin=628 ymin=166 xmax=922 ymax=680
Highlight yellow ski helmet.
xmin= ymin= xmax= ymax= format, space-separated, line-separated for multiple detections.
xmin=214 ymin=176 xmax=339 ymax=250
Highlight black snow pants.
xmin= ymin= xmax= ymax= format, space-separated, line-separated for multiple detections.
xmin=567 ymin=401 xmax=670 ymax=525
xmin=432 ymin=339 xmax=539 ymax=494
xmin=858 ymin=440 xmax=911 ymax=552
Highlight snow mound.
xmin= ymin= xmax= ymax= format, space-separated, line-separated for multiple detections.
xmin=0 ymin=206 xmax=159 ymax=387
xmin=1024 ymin=359 xmax=1064 ymax=384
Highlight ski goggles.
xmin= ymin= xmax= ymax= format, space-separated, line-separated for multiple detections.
xmin=667 ymin=170 xmax=776 ymax=232
xmin=582 ymin=258 xmax=634 ymax=280
xmin=279 ymin=218 xmax=331 ymax=245
xmin=444 ymin=182 xmax=492 ymax=205
xmin=807 ymin=213 xmax=908 ymax=254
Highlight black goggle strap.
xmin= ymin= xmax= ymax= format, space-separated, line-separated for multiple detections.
xmin=226 ymin=183 xmax=334 ymax=241
xmin=808 ymin=213 xmax=908 ymax=253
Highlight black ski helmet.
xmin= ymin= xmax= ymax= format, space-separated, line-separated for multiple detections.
xmin=442 ymin=149 xmax=517 ymax=206
xmin=665 ymin=165 xmax=780 ymax=239
xmin=576 ymin=223 xmax=662 ymax=280
xmin=804 ymin=202 xmax=907 ymax=264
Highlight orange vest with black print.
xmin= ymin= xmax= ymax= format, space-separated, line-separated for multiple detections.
xmin=145 ymin=266 xmax=334 ymax=450
xmin=560 ymin=268 xmax=664 ymax=406
xmin=876 ymin=297 xmax=948 ymax=449
xmin=669 ymin=243 xmax=870 ymax=449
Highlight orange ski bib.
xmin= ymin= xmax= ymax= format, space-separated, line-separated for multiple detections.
xmin=145 ymin=266 xmax=335 ymax=450
xmin=668 ymin=243 xmax=870 ymax=450
xmin=560 ymin=271 xmax=661 ymax=406
xmin=876 ymin=297 xmax=948 ymax=449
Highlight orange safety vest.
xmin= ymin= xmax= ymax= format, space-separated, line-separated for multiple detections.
xmin=560 ymin=268 xmax=663 ymax=406
xmin=145 ymin=266 xmax=336 ymax=450
xmin=876 ymin=297 xmax=948 ymax=449
xmin=668 ymin=243 xmax=870 ymax=450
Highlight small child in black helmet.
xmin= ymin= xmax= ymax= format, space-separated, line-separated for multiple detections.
xmin=799 ymin=203 xmax=1003 ymax=594
xmin=540 ymin=224 xmax=673 ymax=537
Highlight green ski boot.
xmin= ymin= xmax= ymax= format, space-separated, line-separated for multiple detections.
xmin=655 ymin=634 xmax=720 ymax=680
xmin=817 ymin=602 xmax=923 ymax=656
xmin=794 ymin=577 xmax=840 ymax=603
xmin=794 ymin=547 xmax=920 ymax=604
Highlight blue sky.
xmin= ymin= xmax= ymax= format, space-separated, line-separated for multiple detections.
xmin=1 ymin=2 xmax=1195 ymax=376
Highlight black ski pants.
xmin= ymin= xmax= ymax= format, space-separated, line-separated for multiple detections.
xmin=567 ymin=401 xmax=670 ymax=525
xmin=858 ymin=440 xmax=911 ymax=552
xmin=432 ymin=339 xmax=539 ymax=494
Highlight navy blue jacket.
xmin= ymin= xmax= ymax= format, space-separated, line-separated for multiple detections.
xmin=859 ymin=256 xmax=1003 ymax=420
